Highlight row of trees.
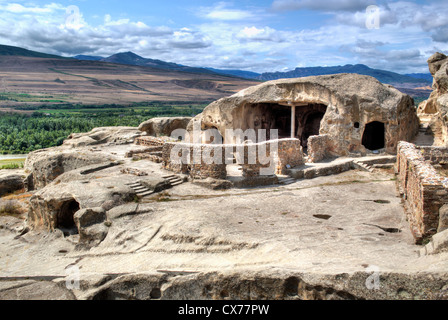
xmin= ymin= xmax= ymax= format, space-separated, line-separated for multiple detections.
xmin=0 ymin=103 xmax=207 ymax=154
xmin=0 ymin=113 xmax=98 ymax=153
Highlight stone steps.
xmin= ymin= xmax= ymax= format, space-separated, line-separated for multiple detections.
xmin=125 ymin=182 xmax=154 ymax=198
xmin=162 ymin=174 xmax=184 ymax=187
xmin=277 ymin=175 xmax=297 ymax=186
xmin=353 ymin=160 xmax=374 ymax=173
xmin=353 ymin=155 xmax=397 ymax=172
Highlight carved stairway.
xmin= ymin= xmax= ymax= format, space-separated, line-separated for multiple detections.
xmin=277 ymin=175 xmax=297 ymax=186
xmin=125 ymin=182 xmax=154 ymax=198
xmin=162 ymin=174 xmax=184 ymax=187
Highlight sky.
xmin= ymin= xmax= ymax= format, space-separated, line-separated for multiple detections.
xmin=0 ymin=0 xmax=447 ymax=74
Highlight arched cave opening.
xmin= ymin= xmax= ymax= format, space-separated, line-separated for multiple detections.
xmin=57 ymin=199 xmax=80 ymax=235
xmin=362 ymin=121 xmax=385 ymax=151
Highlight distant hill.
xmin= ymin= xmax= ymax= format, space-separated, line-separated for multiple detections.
xmin=76 ymin=52 xmax=219 ymax=75
xmin=405 ymin=73 xmax=433 ymax=83
xmin=72 ymin=51 xmax=432 ymax=93
xmin=0 ymin=45 xmax=259 ymax=106
xmin=205 ymin=68 xmax=261 ymax=79
xmin=73 ymin=55 xmax=103 ymax=61
xmin=258 ymin=64 xmax=431 ymax=85
xmin=0 ymin=44 xmax=432 ymax=100
xmin=74 ymin=52 xmax=262 ymax=79
xmin=0 ymin=44 xmax=70 ymax=60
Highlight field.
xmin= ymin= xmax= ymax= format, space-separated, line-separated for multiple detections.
xmin=0 ymin=158 xmax=25 ymax=170
xmin=0 ymin=56 xmax=259 ymax=107
xmin=0 ymin=55 xmax=259 ymax=156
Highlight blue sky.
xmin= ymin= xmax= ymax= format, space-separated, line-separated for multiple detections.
xmin=0 ymin=0 xmax=447 ymax=74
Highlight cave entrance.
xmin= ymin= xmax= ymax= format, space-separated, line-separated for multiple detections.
xmin=362 ymin=121 xmax=385 ymax=151
xmin=57 ymin=199 xmax=80 ymax=236
xmin=270 ymin=105 xmax=293 ymax=139
xmin=301 ymin=111 xmax=326 ymax=148
xmin=242 ymin=102 xmax=327 ymax=144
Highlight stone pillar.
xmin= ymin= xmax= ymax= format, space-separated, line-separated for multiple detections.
xmin=291 ymin=105 xmax=296 ymax=139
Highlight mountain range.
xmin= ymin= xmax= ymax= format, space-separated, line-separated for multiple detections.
xmin=257 ymin=64 xmax=431 ymax=85
xmin=0 ymin=44 xmax=259 ymax=106
xmin=0 ymin=44 xmax=433 ymax=103
xmin=73 ymin=51 xmax=432 ymax=97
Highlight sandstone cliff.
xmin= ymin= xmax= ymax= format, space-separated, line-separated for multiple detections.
xmin=418 ymin=52 xmax=448 ymax=146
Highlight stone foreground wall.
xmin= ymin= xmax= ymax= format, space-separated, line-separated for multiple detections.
xmin=162 ymin=139 xmax=304 ymax=179
xmin=396 ymin=142 xmax=448 ymax=243
xmin=135 ymin=136 xmax=167 ymax=147
xmin=307 ymin=135 xmax=337 ymax=163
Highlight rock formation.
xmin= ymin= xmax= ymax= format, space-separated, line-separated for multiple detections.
xmin=418 ymin=52 xmax=448 ymax=146
xmin=138 ymin=117 xmax=192 ymax=137
xmin=0 ymin=170 xmax=25 ymax=197
xmin=25 ymin=126 xmax=143 ymax=190
xmin=189 ymin=74 xmax=419 ymax=157
xmin=2 ymin=84 xmax=448 ymax=301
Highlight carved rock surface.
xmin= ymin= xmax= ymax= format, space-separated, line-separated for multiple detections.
xmin=418 ymin=52 xmax=448 ymax=146
xmin=138 ymin=117 xmax=192 ymax=137
xmin=0 ymin=172 xmax=25 ymax=197
xmin=190 ymin=74 xmax=419 ymax=156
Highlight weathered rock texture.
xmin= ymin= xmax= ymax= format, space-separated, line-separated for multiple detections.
xmin=0 ymin=171 xmax=25 ymax=197
xmin=25 ymin=150 xmax=111 ymax=190
xmin=138 ymin=117 xmax=192 ymax=137
xmin=307 ymin=134 xmax=337 ymax=163
xmin=74 ymin=207 xmax=110 ymax=247
xmin=64 ymin=126 xmax=142 ymax=148
xmin=418 ymin=52 xmax=448 ymax=146
xmin=24 ymin=126 xmax=141 ymax=190
xmin=28 ymin=174 xmax=135 ymax=231
xmin=189 ymin=74 xmax=419 ymax=157
xmin=3 ymin=138 xmax=448 ymax=300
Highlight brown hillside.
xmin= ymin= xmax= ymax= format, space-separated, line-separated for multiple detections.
xmin=0 ymin=56 xmax=259 ymax=105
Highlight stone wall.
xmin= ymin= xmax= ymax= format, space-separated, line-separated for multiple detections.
xmin=135 ymin=136 xmax=167 ymax=147
xmin=307 ymin=135 xmax=336 ymax=163
xmin=276 ymin=139 xmax=305 ymax=174
xmin=419 ymin=146 xmax=448 ymax=164
xmin=396 ymin=142 xmax=448 ymax=243
xmin=162 ymin=142 xmax=190 ymax=175
xmin=162 ymin=143 xmax=227 ymax=179
xmin=162 ymin=138 xmax=304 ymax=179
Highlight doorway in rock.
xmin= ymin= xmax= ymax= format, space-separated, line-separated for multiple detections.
xmin=301 ymin=111 xmax=326 ymax=148
xmin=241 ymin=102 xmax=327 ymax=143
xmin=270 ymin=105 xmax=293 ymax=139
xmin=57 ymin=199 xmax=80 ymax=236
xmin=362 ymin=121 xmax=385 ymax=151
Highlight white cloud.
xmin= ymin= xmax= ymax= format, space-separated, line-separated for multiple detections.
xmin=0 ymin=1 xmax=446 ymax=74
xmin=197 ymin=2 xmax=258 ymax=21
xmin=236 ymin=26 xmax=286 ymax=42
xmin=3 ymin=3 xmax=64 ymax=14
xmin=0 ymin=3 xmax=212 ymax=59
xmin=272 ymin=0 xmax=376 ymax=12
